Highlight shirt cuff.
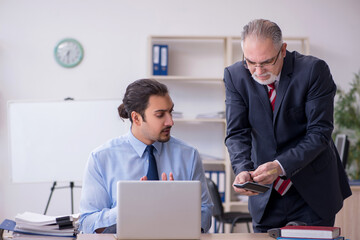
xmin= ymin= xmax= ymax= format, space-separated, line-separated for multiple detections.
xmin=274 ymin=159 xmax=286 ymax=176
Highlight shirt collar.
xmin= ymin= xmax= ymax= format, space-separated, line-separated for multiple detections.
xmin=127 ymin=130 xmax=162 ymax=157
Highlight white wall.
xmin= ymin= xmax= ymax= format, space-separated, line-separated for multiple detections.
xmin=1 ymin=0 xmax=360 ymax=220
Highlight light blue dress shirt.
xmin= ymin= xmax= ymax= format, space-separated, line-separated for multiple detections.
xmin=79 ymin=130 xmax=213 ymax=233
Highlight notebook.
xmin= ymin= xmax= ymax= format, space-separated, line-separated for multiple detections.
xmin=116 ymin=180 xmax=201 ymax=240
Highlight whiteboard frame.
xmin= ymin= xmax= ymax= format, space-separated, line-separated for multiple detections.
xmin=8 ymin=99 xmax=130 ymax=183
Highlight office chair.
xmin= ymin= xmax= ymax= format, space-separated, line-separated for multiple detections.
xmin=335 ymin=134 xmax=350 ymax=169
xmin=206 ymin=177 xmax=252 ymax=233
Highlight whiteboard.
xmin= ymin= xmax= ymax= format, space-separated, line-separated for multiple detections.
xmin=8 ymin=99 xmax=130 ymax=183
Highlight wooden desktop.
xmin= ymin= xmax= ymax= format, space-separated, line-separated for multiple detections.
xmin=77 ymin=233 xmax=272 ymax=240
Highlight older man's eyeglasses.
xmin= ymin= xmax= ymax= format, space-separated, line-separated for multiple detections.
xmin=243 ymin=47 xmax=282 ymax=70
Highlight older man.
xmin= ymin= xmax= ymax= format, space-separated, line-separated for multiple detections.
xmin=224 ymin=19 xmax=351 ymax=232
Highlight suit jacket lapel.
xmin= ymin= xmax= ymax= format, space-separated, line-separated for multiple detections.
xmin=253 ymin=80 xmax=273 ymax=119
xmin=273 ymin=76 xmax=290 ymax=118
xmin=273 ymin=51 xmax=293 ymax=122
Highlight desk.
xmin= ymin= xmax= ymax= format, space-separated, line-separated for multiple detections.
xmin=77 ymin=233 xmax=271 ymax=240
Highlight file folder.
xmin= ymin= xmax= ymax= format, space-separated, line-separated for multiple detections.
xmin=152 ymin=44 xmax=168 ymax=75
xmin=152 ymin=44 xmax=161 ymax=75
xmin=160 ymin=45 xmax=168 ymax=75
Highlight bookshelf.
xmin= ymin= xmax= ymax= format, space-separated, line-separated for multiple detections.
xmin=147 ymin=35 xmax=309 ymax=232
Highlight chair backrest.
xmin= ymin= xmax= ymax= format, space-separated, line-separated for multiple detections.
xmin=335 ymin=134 xmax=350 ymax=169
xmin=205 ymin=177 xmax=224 ymax=220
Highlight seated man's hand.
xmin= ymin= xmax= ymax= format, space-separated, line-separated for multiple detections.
xmin=161 ymin=172 xmax=174 ymax=180
xmin=140 ymin=172 xmax=174 ymax=181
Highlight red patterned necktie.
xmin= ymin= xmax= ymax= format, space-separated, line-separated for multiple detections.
xmin=268 ymin=83 xmax=276 ymax=111
xmin=267 ymin=83 xmax=292 ymax=196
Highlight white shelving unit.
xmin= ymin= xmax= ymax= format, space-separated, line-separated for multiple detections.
xmin=147 ymin=35 xmax=309 ymax=232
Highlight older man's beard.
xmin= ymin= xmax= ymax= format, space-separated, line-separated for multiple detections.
xmin=252 ymin=72 xmax=277 ymax=85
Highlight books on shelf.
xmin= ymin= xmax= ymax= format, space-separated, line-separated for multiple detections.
xmin=172 ymin=111 xmax=183 ymax=119
xmin=168 ymin=111 xmax=225 ymax=120
xmin=0 ymin=212 xmax=79 ymax=239
xmin=277 ymin=236 xmax=344 ymax=240
xmin=280 ymin=226 xmax=341 ymax=239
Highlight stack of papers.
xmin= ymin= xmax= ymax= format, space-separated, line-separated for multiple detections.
xmin=196 ymin=111 xmax=225 ymax=119
xmin=0 ymin=212 xmax=79 ymax=239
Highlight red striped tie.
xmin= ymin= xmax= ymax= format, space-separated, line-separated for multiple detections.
xmin=267 ymin=83 xmax=292 ymax=196
xmin=268 ymin=83 xmax=276 ymax=111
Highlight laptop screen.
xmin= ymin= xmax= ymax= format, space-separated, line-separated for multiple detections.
xmin=116 ymin=180 xmax=201 ymax=240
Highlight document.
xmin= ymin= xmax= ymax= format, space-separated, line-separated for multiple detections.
xmin=0 ymin=212 xmax=79 ymax=238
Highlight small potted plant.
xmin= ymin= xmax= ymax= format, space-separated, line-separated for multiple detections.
xmin=334 ymin=71 xmax=360 ymax=180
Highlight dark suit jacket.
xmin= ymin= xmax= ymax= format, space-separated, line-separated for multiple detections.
xmin=224 ymin=50 xmax=352 ymax=224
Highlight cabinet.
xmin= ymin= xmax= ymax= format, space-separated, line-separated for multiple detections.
xmin=334 ymin=185 xmax=360 ymax=240
xmin=147 ymin=35 xmax=309 ymax=232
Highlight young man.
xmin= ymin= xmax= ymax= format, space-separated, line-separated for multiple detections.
xmin=224 ymin=19 xmax=351 ymax=232
xmin=79 ymin=79 xmax=213 ymax=233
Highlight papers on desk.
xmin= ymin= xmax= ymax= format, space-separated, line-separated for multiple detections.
xmin=15 ymin=211 xmax=79 ymax=227
xmin=0 ymin=212 xmax=78 ymax=239
xmin=196 ymin=111 xmax=225 ymax=119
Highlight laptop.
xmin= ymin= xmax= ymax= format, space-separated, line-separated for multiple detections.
xmin=116 ymin=180 xmax=201 ymax=240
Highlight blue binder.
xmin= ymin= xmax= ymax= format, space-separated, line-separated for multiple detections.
xmin=205 ymin=170 xmax=225 ymax=202
xmin=152 ymin=44 xmax=168 ymax=75
xmin=160 ymin=45 xmax=168 ymax=75
xmin=152 ymin=44 xmax=161 ymax=75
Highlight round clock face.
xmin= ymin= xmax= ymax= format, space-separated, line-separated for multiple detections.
xmin=54 ymin=38 xmax=84 ymax=68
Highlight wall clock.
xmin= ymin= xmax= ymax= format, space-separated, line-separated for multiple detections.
xmin=54 ymin=38 xmax=84 ymax=68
